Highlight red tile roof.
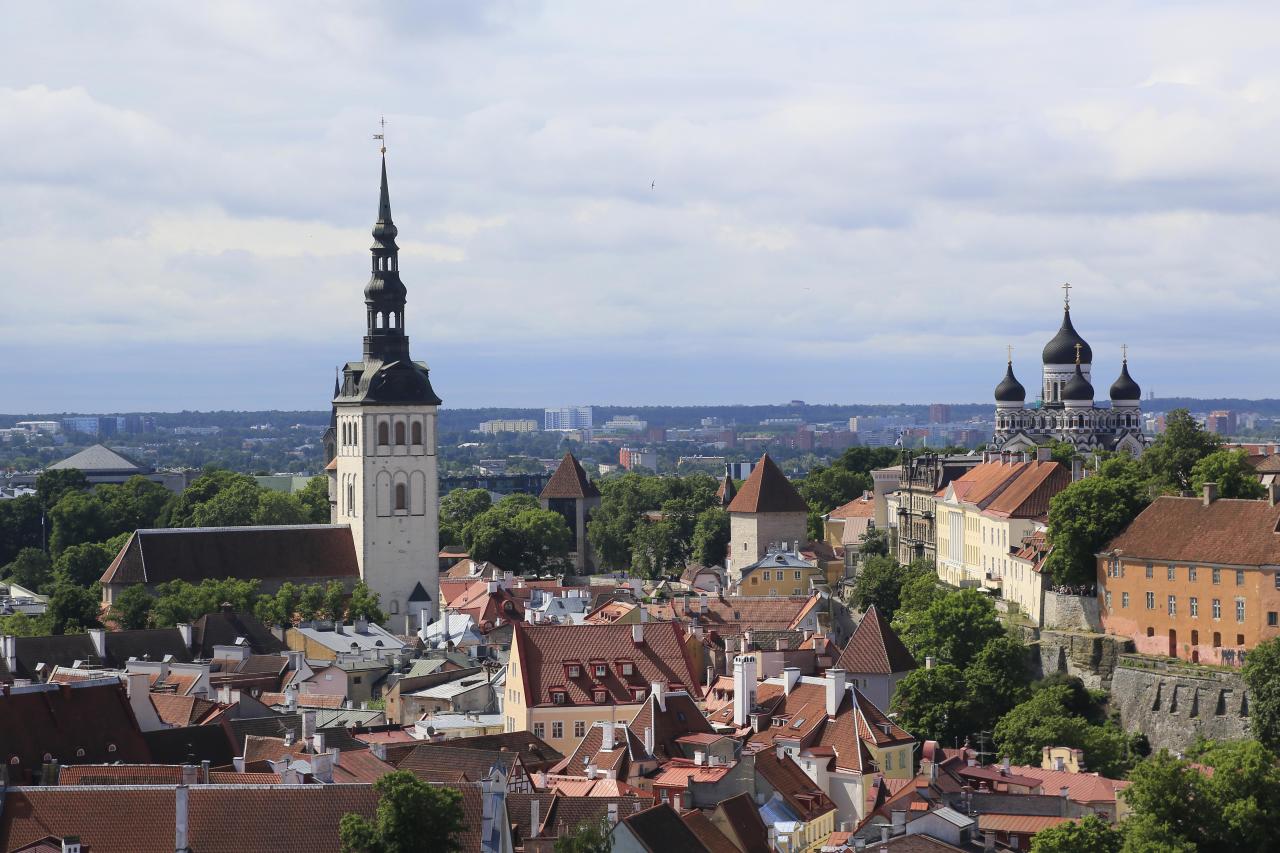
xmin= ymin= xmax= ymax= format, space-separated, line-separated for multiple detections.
xmin=835 ymin=605 xmax=917 ymax=675
xmin=982 ymin=461 xmax=1070 ymax=519
xmin=644 ymin=594 xmax=819 ymax=636
xmin=943 ymin=461 xmax=1026 ymax=505
xmin=150 ymin=693 xmax=221 ymax=727
xmin=977 ymin=813 xmax=1071 ymax=834
xmin=540 ymin=453 xmax=601 ymax=500
xmin=727 ymin=454 xmax=809 ymax=514
xmin=57 ymin=765 xmax=185 ymax=785
xmin=0 ymin=787 xmax=176 ymax=853
xmin=620 ymin=803 xmax=712 ymax=853
xmin=512 ymin=622 xmax=701 ymax=708
xmin=651 ymin=758 xmax=734 ymax=786
xmin=829 ymin=494 xmax=875 ymax=519
xmin=1105 ymin=495 xmax=1280 ymax=565
xmin=752 ymin=749 xmax=836 ymax=820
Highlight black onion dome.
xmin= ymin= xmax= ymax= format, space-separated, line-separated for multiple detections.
xmin=1062 ymin=362 xmax=1094 ymax=401
xmin=1042 ymin=307 xmax=1092 ymax=365
xmin=995 ymin=362 xmax=1026 ymax=403
xmin=1110 ymin=360 xmax=1141 ymax=401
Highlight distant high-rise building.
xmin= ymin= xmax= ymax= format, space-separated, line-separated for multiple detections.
xmin=61 ymin=417 xmax=100 ymax=435
xmin=544 ymin=406 xmax=593 ymax=431
xmin=928 ymin=404 xmax=952 ymax=424
xmin=1206 ymin=410 xmax=1237 ymax=435
xmin=619 ymin=447 xmax=658 ymax=471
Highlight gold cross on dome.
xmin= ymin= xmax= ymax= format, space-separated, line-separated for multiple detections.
xmin=1075 ymin=342 xmax=1083 ymax=363
xmin=372 ymin=115 xmax=387 ymax=155
xmin=1062 ymin=282 xmax=1072 ymax=306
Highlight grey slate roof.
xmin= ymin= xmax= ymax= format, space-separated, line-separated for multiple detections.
xmin=48 ymin=444 xmax=149 ymax=474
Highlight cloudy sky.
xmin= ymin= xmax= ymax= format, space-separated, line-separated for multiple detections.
xmin=3 ymin=2 xmax=1279 ymax=412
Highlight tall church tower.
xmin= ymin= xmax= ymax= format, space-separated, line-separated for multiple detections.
xmin=328 ymin=153 xmax=442 ymax=629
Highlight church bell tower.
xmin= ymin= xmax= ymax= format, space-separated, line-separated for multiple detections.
xmin=328 ymin=149 xmax=441 ymax=629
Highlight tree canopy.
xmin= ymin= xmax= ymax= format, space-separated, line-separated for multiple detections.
xmin=1242 ymin=636 xmax=1280 ymax=753
xmin=1043 ymin=455 xmax=1151 ymax=585
xmin=1190 ymin=448 xmax=1266 ymax=500
xmin=1141 ymin=408 xmax=1221 ymax=493
xmin=339 ymin=770 xmax=465 ymax=853
xmin=464 ymin=494 xmax=572 ymax=575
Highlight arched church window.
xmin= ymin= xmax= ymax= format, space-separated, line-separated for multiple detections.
xmin=411 ymin=422 xmax=423 ymax=445
xmin=395 ymin=422 xmax=406 ymax=445
xmin=378 ymin=422 xmax=389 ymax=446
xmin=395 ymin=483 xmax=407 ymax=511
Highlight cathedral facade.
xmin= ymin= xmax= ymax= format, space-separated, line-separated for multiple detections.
xmin=990 ymin=294 xmax=1146 ymax=455
xmin=325 ymin=154 xmax=441 ymax=629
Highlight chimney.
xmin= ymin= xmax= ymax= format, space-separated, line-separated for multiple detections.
xmin=601 ymin=723 xmax=615 ymax=752
xmin=632 ymin=623 xmax=644 ymax=645
xmin=586 ymin=762 xmax=597 ymax=779
xmin=302 ymin=710 xmax=317 ymax=743
xmin=312 ymin=732 xmax=326 ymax=755
xmin=925 ymin=656 xmax=935 ymax=670
xmin=706 ymin=666 xmax=715 ymax=688
xmin=694 ymin=750 xmax=705 ymax=766
xmin=880 ymin=825 xmax=890 ymax=843
xmin=732 ymin=655 xmax=757 ymax=727
xmin=825 ymin=668 xmax=846 ymax=718
xmin=983 ymin=830 xmax=996 ymax=852
xmin=181 ymin=764 xmax=198 ymax=786
xmin=1036 ymin=446 xmax=1052 ymax=462
xmin=60 ymin=838 xmax=81 ymax=853
xmin=651 ymin=680 xmax=667 ymax=712
xmin=334 ymin=620 xmax=344 ymax=635
xmin=644 ymin=726 xmax=654 ymax=756
xmin=86 ymin=628 xmax=106 ymax=660
xmin=201 ymin=760 xmax=210 ymax=783
xmin=1269 ymin=483 xmax=1280 ymax=507
xmin=311 ymin=751 xmax=334 ymax=783
xmin=1071 ymin=457 xmax=1084 ymax=482
xmin=699 ymin=594 xmax=708 ymax=614
xmin=1 ymin=635 xmax=16 ymax=675
xmin=355 ymin=617 xmax=369 ymax=634
xmin=1203 ymin=482 xmax=1219 ymax=506
xmin=1060 ymin=785 xmax=1071 ymax=800
xmin=767 ymin=827 xmax=777 ymax=849
xmin=286 ymin=684 xmax=299 ymax=712
xmin=175 ymin=785 xmax=190 ymax=852
xmin=783 ymin=666 xmax=801 ymax=695
xmin=530 ymin=800 xmax=540 ymax=838
xmin=607 ymin=803 xmax=619 ymax=825
xmin=853 ymin=838 xmax=866 ymax=851
xmin=126 ymin=672 xmax=164 ymax=732
xmin=330 ymin=747 xmax=340 ymax=767
xmin=1002 ymin=755 xmax=1010 ymax=773
xmin=891 ymin=810 xmax=906 ymax=836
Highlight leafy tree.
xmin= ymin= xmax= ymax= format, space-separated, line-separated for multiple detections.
xmin=150 ymin=577 xmax=261 ymax=626
xmin=553 ymin=818 xmax=612 ymax=853
xmin=190 ymin=478 xmax=262 ymax=527
xmin=1043 ymin=461 xmax=1149 ymax=585
xmin=0 ymin=611 xmax=52 ymax=637
xmin=35 ymin=468 xmax=88 ymax=512
xmin=47 ymin=491 xmax=116 ymax=555
xmin=338 ymin=770 xmax=465 ymax=853
xmin=254 ymin=490 xmax=309 ymax=525
xmin=298 ymin=583 xmax=326 ymax=621
xmin=964 ymin=635 xmax=1032 ymax=723
xmin=347 ymin=581 xmax=387 ymax=624
xmin=834 ymin=446 xmax=901 ymax=477
xmin=465 ymin=495 xmax=571 ymax=575
xmin=111 ymin=583 xmax=155 ymax=629
xmin=1042 ymin=440 xmax=1078 ymax=466
xmin=440 ymin=488 xmax=492 ymax=547
xmin=851 ymin=555 xmax=908 ymax=619
xmin=3 ymin=547 xmax=53 ymax=593
xmin=161 ymin=470 xmax=258 ymax=528
xmin=898 ymin=566 xmax=944 ymax=613
xmin=53 ymin=536 xmax=126 ymax=587
xmin=895 ymin=587 xmax=1004 ymax=669
xmin=1190 ymin=449 xmax=1266 ymax=500
xmin=890 ymin=663 xmax=973 ymax=746
xmin=45 ymin=579 xmax=102 ymax=634
xmin=690 ymin=506 xmax=730 ymax=566
xmin=96 ymin=476 xmax=171 ymax=532
xmin=800 ymin=465 xmax=872 ymax=539
xmin=587 ymin=474 xmax=701 ymax=571
xmin=0 ymin=495 xmax=43 ymax=567
xmin=255 ymin=581 xmax=303 ymax=626
xmin=1141 ymin=408 xmax=1220 ymax=493
xmin=1118 ymin=813 xmax=1198 ymax=853
xmin=993 ymin=684 xmax=1136 ymax=778
xmin=1243 ymin=636 xmax=1280 ymax=753
xmin=858 ymin=527 xmax=889 ymax=559
xmin=320 ymin=580 xmax=348 ymax=621
xmin=297 ymin=475 xmax=332 ymax=523
xmin=1030 ymin=814 xmax=1122 ymax=853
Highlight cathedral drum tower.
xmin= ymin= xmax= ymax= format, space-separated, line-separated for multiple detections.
xmin=326 ymin=149 xmax=441 ymax=630
xmin=991 ymin=286 xmax=1146 ymax=455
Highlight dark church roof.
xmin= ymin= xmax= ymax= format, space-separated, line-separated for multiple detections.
xmin=100 ymin=525 xmax=360 ymax=587
xmin=1042 ymin=305 xmax=1092 ymax=365
xmin=727 ymin=454 xmax=808 ymax=514
xmin=338 ymin=358 xmax=442 ymax=407
xmin=1110 ymin=359 xmax=1141 ymax=401
xmin=994 ymin=361 xmax=1026 ymax=403
xmin=540 ymin=453 xmax=600 ymax=500
xmin=1062 ymin=362 xmax=1094 ymax=402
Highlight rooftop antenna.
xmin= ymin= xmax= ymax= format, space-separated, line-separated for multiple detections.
xmin=372 ymin=115 xmax=387 ymax=155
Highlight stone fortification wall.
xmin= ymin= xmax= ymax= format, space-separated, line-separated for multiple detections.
xmin=1108 ymin=656 xmax=1251 ymax=751
xmin=1042 ymin=592 xmax=1102 ymax=633
xmin=1034 ymin=630 xmax=1130 ymax=691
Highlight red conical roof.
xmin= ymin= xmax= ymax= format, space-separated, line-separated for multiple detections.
xmin=726 ymin=454 xmax=808 ymax=514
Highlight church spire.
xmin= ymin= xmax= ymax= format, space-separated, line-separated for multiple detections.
xmin=363 ymin=149 xmax=409 ymax=362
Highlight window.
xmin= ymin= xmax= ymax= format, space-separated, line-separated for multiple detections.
xmin=1238 ymin=634 xmax=1246 ymax=646
xmin=1237 ymin=570 xmax=1246 ymax=586
xmin=552 ymin=721 xmax=563 ymax=739
xmin=1105 ymin=591 xmax=1112 ymax=609
xmin=1270 ymin=612 xmax=1278 ymax=627
xmin=412 ymin=421 xmax=423 ymax=445
xmin=1168 ymin=595 xmax=1176 ymax=616
xmin=567 ymin=665 xmax=580 ymax=678
xmin=751 ymin=576 xmax=758 ymax=585
xmin=552 ymin=691 xmax=566 ymax=705
xmin=1236 ymin=598 xmax=1246 ymax=623
xmin=1191 ymin=630 xmax=1199 ymax=645
xmin=353 ymin=676 xmax=362 ymax=685
xmin=1146 ymin=591 xmax=1155 ymax=610
xmin=763 ymin=571 xmax=770 ymax=581
xmin=1190 ymin=597 xmax=1199 ymax=618
xmin=1167 ymin=565 xmax=1176 ymax=581
xmin=620 ymin=662 xmax=634 ymax=676
xmin=394 ymin=422 xmax=406 ymax=445
xmin=1189 ymin=566 xmax=1198 ymax=582
xmin=533 ymin=723 xmax=545 ymax=738
xmin=377 ymin=422 xmax=389 ymax=445
xmin=794 ymin=571 xmax=802 ymax=580
xmin=1213 ymin=568 xmax=1221 ymax=585
xmin=1145 ymin=563 xmax=1154 ymax=579
xmin=793 ymin=587 xmax=802 ymax=595
xmin=394 ymin=483 xmax=407 ymax=511
xmin=574 ymin=721 xmax=585 ymax=738
xmin=593 ymin=664 xmax=607 ymax=678
xmin=593 ymin=689 xmax=608 ymax=704
xmin=1275 ymin=573 xmax=1280 ymax=590
xmin=1122 ymin=592 xmax=1130 ymax=608
xmin=1213 ymin=599 xmax=1222 ymax=620
xmin=1213 ymin=632 xmax=1222 ymax=647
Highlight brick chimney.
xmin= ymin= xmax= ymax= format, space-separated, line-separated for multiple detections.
xmin=825 ymin=668 xmax=846 ymax=719
xmin=1203 ymin=482 xmax=1219 ymax=506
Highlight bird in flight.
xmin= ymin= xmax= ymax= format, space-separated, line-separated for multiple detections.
xmin=650 ymin=180 xmax=655 ymax=190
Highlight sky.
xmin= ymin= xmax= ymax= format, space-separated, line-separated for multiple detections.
xmin=3 ymin=1 xmax=1280 ymax=412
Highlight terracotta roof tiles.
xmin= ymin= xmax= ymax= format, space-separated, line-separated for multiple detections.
xmin=540 ymin=453 xmax=601 ymax=500
xmin=1104 ymin=495 xmax=1280 ymax=565
xmin=835 ymin=605 xmax=917 ymax=675
xmin=727 ymin=454 xmax=809 ymax=514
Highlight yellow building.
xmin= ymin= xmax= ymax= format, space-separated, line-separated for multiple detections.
xmin=735 ymin=548 xmax=824 ymax=596
xmin=506 ymin=621 xmax=701 ymax=754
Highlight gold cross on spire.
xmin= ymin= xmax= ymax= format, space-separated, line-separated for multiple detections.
xmin=372 ymin=115 xmax=387 ymax=155
xmin=1121 ymin=343 xmax=1128 ymax=362
xmin=1075 ymin=342 xmax=1082 ymax=364
xmin=1006 ymin=344 xmax=1013 ymax=363
xmin=1062 ymin=281 xmax=1072 ymax=307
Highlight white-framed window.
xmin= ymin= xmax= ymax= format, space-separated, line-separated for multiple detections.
xmin=1190 ymin=597 xmax=1199 ymax=618
xmin=574 ymin=721 xmax=585 ymax=738
xmin=1213 ymin=599 xmax=1222 ymax=620
xmin=552 ymin=721 xmax=563 ymax=739
xmin=1168 ymin=595 xmax=1176 ymax=616
xmin=1146 ymin=591 xmax=1155 ymax=610
xmin=533 ymin=723 xmax=545 ymax=738
xmin=1236 ymin=598 xmax=1246 ymax=623
xmin=1121 ymin=592 xmax=1129 ymax=608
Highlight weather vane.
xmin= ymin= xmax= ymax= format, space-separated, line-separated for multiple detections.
xmin=1062 ymin=281 xmax=1072 ymax=307
xmin=372 ymin=115 xmax=387 ymax=155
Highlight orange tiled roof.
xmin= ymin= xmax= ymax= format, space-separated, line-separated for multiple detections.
xmin=835 ymin=605 xmax=917 ymax=675
xmin=1105 ymin=495 xmax=1280 ymax=565
xmin=727 ymin=454 xmax=808 ymax=514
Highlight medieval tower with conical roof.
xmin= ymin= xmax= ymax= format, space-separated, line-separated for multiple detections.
xmin=326 ymin=153 xmax=441 ymax=629
xmin=990 ymin=288 xmax=1146 ymax=455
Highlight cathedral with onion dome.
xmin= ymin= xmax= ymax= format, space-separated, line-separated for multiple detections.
xmin=990 ymin=289 xmax=1147 ymax=455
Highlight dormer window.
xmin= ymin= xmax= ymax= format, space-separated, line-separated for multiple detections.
xmin=551 ymin=690 xmax=567 ymax=705
xmin=632 ymin=687 xmax=646 ymax=701
xmin=616 ymin=660 xmax=634 ymax=676
xmin=594 ymin=688 xmax=609 ymax=704
xmin=565 ymin=663 xmax=581 ymax=679
xmin=593 ymin=663 xmax=608 ymax=678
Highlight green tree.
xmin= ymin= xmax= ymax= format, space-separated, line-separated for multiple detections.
xmin=1043 ymin=462 xmax=1150 ymax=585
xmin=441 ymin=488 xmax=494 ymax=531
xmin=35 ymin=468 xmax=89 ymax=512
xmin=993 ymin=684 xmax=1136 ymax=778
xmin=898 ymin=565 xmax=944 ymax=613
xmin=1141 ymin=408 xmax=1221 ymax=493
xmin=96 ymin=476 xmax=171 ymax=531
xmin=190 ymin=478 xmax=262 ymax=527
xmin=45 ymin=579 xmax=102 ymax=634
xmin=47 ymin=491 xmax=115 ymax=555
xmin=1042 ymin=440 xmax=1078 ymax=467
xmin=0 ymin=495 xmax=43 ymax=567
xmin=1243 ymin=636 xmax=1280 ymax=753
xmin=895 ymin=587 xmax=1004 ymax=669
xmin=3 ymin=547 xmax=53 ymax=592
xmin=630 ymin=519 xmax=685 ymax=578
xmin=297 ymin=475 xmax=332 ymax=523
xmin=161 ymin=470 xmax=258 ymax=527
xmin=800 ymin=465 xmax=872 ymax=539
xmin=690 ymin=506 xmax=730 ymax=566
xmin=858 ymin=527 xmax=889 ymax=559
xmin=553 ymin=818 xmax=612 ymax=853
xmin=1119 ymin=813 xmax=1198 ymax=853
xmin=1030 ymin=814 xmax=1122 ymax=853
xmin=890 ymin=663 xmax=973 ymax=746
xmin=150 ymin=577 xmax=261 ymax=626
xmin=466 ymin=495 xmax=572 ymax=575
xmin=851 ymin=555 xmax=908 ymax=619
xmin=111 ymin=583 xmax=155 ymax=629
xmin=964 ymin=635 xmax=1032 ymax=724
xmin=0 ymin=611 xmax=52 ymax=637
xmin=254 ymin=490 xmax=309 ymax=525
xmin=1190 ymin=449 xmax=1266 ymax=500
xmin=53 ymin=536 xmax=125 ymax=587
xmin=338 ymin=770 xmax=465 ymax=853
xmin=320 ymin=580 xmax=348 ymax=621
xmin=298 ymin=583 xmax=326 ymax=620
xmin=255 ymin=581 xmax=303 ymax=627
xmin=347 ymin=581 xmax=387 ymax=624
